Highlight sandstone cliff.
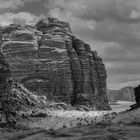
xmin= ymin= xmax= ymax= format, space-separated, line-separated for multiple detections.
xmin=0 ymin=17 xmax=110 ymax=110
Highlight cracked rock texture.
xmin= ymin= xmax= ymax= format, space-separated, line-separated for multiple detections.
xmin=0 ymin=17 xmax=110 ymax=110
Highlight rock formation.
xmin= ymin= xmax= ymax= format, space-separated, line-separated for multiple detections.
xmin=0 ymin=17 xmax=110 ymax=110
xmin=0 ymin=48 xmax=15 ymax=126
xmin=134 ymin=85 xmax=140 ymax=106
xmin=127 ymin=85 xmax=140 ymax=110
xmin=107 ymin=86 xmax=135 ymax=102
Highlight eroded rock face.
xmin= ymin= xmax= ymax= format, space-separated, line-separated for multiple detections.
xmin=0 ymin=17 xmax=110 ymax=110
xmin=0 ymin=51 xmax=12 ymax=110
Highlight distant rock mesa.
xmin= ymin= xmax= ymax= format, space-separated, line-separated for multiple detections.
xmin=0 ymin=17 xmax=110 ymax=110
xmin=107 ymin=86 xmax=135 ymax=102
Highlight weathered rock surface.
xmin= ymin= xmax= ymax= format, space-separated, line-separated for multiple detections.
xmin=0 ymin=46 xmax=14 ymax=125
xmin=0 ymin=52 xmax=11 ymax=108
xmin=0 ymin=17 xmax=110 ymax=110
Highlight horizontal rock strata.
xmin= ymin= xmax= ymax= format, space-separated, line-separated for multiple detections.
xmin=0 ymin=17 xmax=110 ymax=110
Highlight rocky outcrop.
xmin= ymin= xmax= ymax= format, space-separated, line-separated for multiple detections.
xmin=107 ymin=86 xmax=135 ymax=102
xmin=0 ymin=17 xmax=110 ymax=110
xmin=134 ymin=85 xmax=140 ymax=106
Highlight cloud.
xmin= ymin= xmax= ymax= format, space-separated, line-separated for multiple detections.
xmin=75 ymin=0 xmax=140 ymax=24
xmin=0 ymin=0 xmax=39 ymax=10
xmin=0 ymin=12 xmax=40 ymax=26
xmin=45 ymin=0 xmax=140 ymax=89
xmin=47 ymin=0 xmax=140 ymax=23
xmin=130 ymin=10 xmax=140 ymax=19
xmin=47 ymin=0 xmax=140 ymax=48
xmin=0 ymin=0 xmax=23 ymax=10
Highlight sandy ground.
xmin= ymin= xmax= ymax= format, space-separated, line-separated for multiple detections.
xmin=1 ymin=101 xmax=139 ymax=140
xmin=21 ymin=101 xmax=135 ymax=130
xmin=21 ymin=110 xmax=116 ymax=130
xmin=110 ymin=101 xmax=135 ymax=112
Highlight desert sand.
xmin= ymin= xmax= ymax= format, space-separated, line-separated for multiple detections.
xmin=1 ymin=101 xmax=140 ymax=140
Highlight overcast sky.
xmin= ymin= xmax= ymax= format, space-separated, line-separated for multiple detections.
xmin=0 ymin=0 xmax=140 ymax=89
